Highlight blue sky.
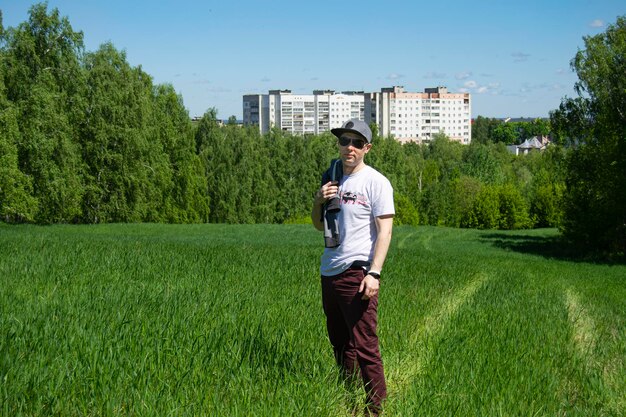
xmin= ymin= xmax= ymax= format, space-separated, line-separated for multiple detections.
xmin=3 ymin=1 xmax=624 ymax=119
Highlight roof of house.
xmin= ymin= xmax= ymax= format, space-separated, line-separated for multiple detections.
xmin=518 ymin=137 xmax=544 ymax=149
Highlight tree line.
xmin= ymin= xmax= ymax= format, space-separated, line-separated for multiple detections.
xmin=0 ymin=5 xmax=623 ymax=254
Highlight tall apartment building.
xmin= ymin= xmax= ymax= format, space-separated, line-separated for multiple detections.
xmin=366 ymin=86 xmax=471 ymax=144
xmin=243 ymin=90 xmax=364 ymax=136
xmin=244 ymin=86 xmax=471 ymax=144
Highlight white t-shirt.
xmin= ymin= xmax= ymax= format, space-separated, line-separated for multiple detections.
xmin=320 ymin=165 xmax=395 ymax=276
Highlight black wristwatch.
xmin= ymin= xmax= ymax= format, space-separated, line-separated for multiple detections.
xmin=368 ymin=271 xmax=381 ymax=280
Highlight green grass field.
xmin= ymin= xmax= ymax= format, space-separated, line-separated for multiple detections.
xmin=1 ymin=223 xmax=624 ymax=416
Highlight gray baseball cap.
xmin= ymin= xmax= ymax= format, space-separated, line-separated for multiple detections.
xmin=331 ymin=119 xmax=372 ymax=143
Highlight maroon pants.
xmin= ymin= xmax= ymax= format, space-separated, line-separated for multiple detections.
xmin=321 ymin=267 xmax=387 ymax=410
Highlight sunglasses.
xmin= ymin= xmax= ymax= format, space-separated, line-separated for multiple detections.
xmin=338 ymin=136 xmax=367 ymax=149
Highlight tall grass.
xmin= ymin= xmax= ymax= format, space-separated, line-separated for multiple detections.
xmin=1 ymin=224 xmax=624 ymax=416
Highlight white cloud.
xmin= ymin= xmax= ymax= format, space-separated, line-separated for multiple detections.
xmin=512 ymin=52 xmax=530 ymax=62
xmin=387 ymin=73 xmax=404 ymax=80
xmin=590 ymin=19 xmax=604 ymax=28
xmin=458 ymin=80 xmax=502 ymax=96
xmin=455 ymin=71 xmax=472 ymax=80
xmin=261 ymin=76 xmax=271 ymax=82
xmin=423 ymin=71 xmax=447 ymax=79
xmin=206 ymin=86 xmax=231 ymax=93
xmin=518 ymin=82 xmax=559 ymax=94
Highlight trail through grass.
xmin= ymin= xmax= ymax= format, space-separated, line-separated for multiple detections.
xmin=387 ymin=273 xmax=488 ymax=396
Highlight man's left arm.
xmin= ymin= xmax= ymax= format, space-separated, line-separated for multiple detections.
xmin=360 ymin=214 xmax=394 ymax=300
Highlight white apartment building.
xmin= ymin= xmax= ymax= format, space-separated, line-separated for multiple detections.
xmin=366 ymin=86 xmax=471 ymax=144
xmin=244 ymin=86 xmax=471 ymax=144
xmin=243 ymin=90 xmax=364 ymax=136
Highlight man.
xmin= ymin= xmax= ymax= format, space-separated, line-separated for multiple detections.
xmin=311 ymin=119 xmax=394 ymax=415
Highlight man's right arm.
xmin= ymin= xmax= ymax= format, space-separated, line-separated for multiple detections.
xmin=311 ymin=181 xmax=338 ymax=231
xmin=311 ymin=199 xmax=324 ymax=231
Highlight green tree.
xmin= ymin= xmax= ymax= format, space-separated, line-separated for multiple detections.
xmin=151 ymin=84 xmax=209 ymax=222
xmin=20 ymin=71 xmax=84 ymax=222
xmin=497 ymin=183 xmax=531 ymax=230
xmin=461 ymin=142 xmax=508 ymax=185
xmin=368 ymin=135 xmax=407 ymax=195
xmin=521 ymin=146 xmax=567 ymax=227
xmin=80 ymin=42 xmax=168 ymax=222
xmin=0 ymin=13 xmax=38 ymax=221
xmin=518 ymin=118 xmax=550 ymax=140
xmin=471 ymin=116 xmax=502 ymax=144
xmin=402 ymin=141 xmax=425 ymax=216
xmin=426 ymin=133 xmax=463 ymax=180
xmin=418 ymin=134 xmax=463 ymax=225
xmin=529 ymin=182 xmax=564 ymax=228
xmin=467 ymin=185 xmax=500 ymax=229
xmin=2 ymin=3 xmax=86 ymax=222
xmin=394 ymin=193 xmax=419 ymax=226
xmin=492 ymin=122 xmax=519 ymax=144
xmin=455 ymin=176 xmax=483 ymax=228
xmin=0 ymin=96 xmax=38 ymax=222
xmin=196 ymin=109 xmax=239 ymax=223
xmin=551 ymin=15 xmax=626 ymax=253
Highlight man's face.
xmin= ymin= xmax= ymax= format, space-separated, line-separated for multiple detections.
xmin=338 ymin=132 xmax=371 ymax=167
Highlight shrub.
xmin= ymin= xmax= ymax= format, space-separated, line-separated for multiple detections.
xmin=498 ymin=184 xmax=531 ymax=230
xmin=394 ymin=193 xmax=419 ymax=226
xmin=467 ymin=185 xmax=500 ymax=229
xmin=455 ymin=176 xmax=483 ymax=228
xmin=530 ymin=183 xmax=564 ymax=228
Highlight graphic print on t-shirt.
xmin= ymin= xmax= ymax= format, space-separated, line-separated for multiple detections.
xmin=339 ymin=190 xmax=368 ymax=206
